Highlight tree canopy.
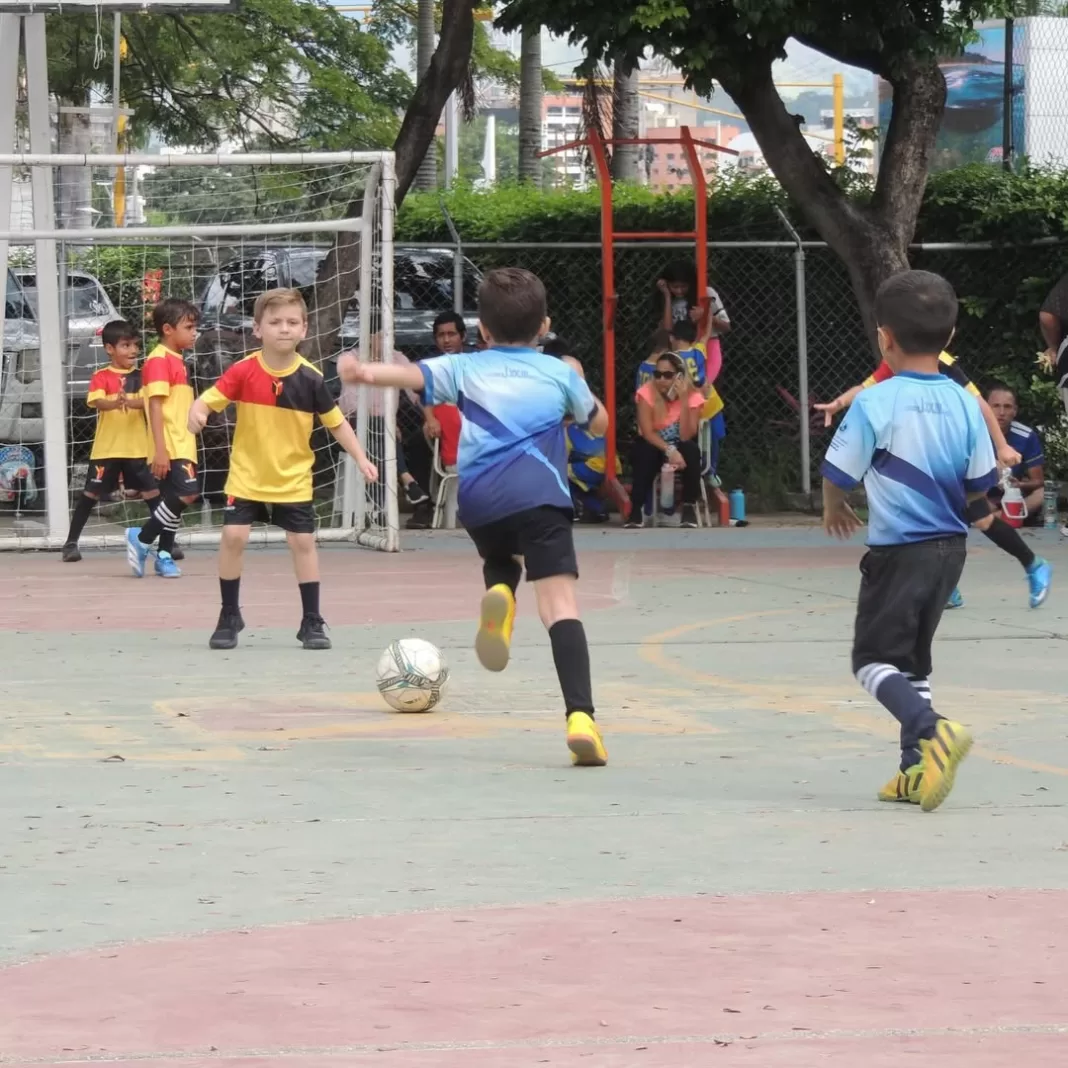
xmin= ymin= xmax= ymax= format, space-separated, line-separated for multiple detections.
xmin=496 ymin=0 xmax=1023 ymax=340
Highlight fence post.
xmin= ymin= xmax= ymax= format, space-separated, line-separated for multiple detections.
xmin=775 ymin=208 xmax=811 ymax=496
xmin=440 ymin=198 xmax=464 ymax=313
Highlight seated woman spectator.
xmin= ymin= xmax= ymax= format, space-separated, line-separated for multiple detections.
xmin=626 ymin=350 xmax=704 ymax=530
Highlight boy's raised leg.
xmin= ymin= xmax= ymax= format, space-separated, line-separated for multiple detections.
xmin=288 ymin=531 xmax=331 ymax=650
xmin=475 ymin=556 xmax=521 ymax=672
xmin=210 ymin=525 xmax=249 ymax=650
xmin=533 ymin=573 xmax=606 ymax=767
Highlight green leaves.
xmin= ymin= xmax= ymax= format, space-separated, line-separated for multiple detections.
xmin=45 ymin=0 xmax=411 ymax=151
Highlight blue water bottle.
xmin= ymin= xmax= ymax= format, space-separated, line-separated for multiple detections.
xmin=729 ymin=488 xmax=746 ymax=523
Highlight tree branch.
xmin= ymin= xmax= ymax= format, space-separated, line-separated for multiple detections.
xmin=718 ymin=61 xmax=867 ymax=255
xmin=871 ymin=57 xmax=946 ymax=245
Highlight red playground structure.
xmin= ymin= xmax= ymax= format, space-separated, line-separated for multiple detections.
xmin=539 ymin=125 xmax=736 ymax=522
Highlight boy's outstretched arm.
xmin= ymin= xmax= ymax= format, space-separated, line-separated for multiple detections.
xmin=814 ymin=383 xmax=863 ymax=426
xmin=328 ymin=419 xmax=379 ymax=482
xmin=188 ymin=396 xmax=212 ymax=434
xmin=586 ymin=396 xmax=609 ymax=437
xmin=337 ymin=352 xmax=425 ymax=392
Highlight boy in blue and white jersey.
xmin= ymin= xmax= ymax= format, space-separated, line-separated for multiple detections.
xmin=338 ymin=268 xmax=611 ymax=768
xmin=821 ymin=270 xmax=997 ymax=812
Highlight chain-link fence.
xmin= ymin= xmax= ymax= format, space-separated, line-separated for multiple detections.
xmin=409 ymin=236 xmax=1068 ymax=506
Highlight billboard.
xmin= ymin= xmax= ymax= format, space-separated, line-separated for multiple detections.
xmin=878 ymin=22 xmax=1025 ymax=169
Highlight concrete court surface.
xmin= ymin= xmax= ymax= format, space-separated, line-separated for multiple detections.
xmin=1 ymin=524 xmax=1067 ymax=1067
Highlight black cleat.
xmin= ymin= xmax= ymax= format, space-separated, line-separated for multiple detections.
xmin=680 ymin=504 xmax=699 ymax=528
xmin=209 ymin=610 xmax=246 ymax=650
xmin=61 ymin=543 xmax=82 ymax=562
xmin=297 ymin=613 xmax=332 ymax=650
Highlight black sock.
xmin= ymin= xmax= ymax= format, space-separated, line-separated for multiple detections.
xmin=549 ymin=618 xmax=594 ymax=718
xmin=982 ymin=516 xmax=1035 ymax=570
xmin=158 ymin=529 xmax=177 ymax=556
xmin=483 ymin=557 xmax=522 ymax=594
xmin=220 ymin=577 xmax=240 ymax=614
xmin=139 ymin=493 xmax=184 ymax=546
xmin=856 ymin=663 xmax=939 ymax=771
xmin=299 ymin=581 xmax=320 ymax=617
xmin=66 ymin=495 xmax=96 ymax=545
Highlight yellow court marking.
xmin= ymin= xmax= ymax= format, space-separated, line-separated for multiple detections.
xmin=639 ymin=607 xmax=1068 ymax=778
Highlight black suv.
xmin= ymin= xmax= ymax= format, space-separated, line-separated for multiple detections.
xmin=193 ymin=245 xmax=481 ymax=498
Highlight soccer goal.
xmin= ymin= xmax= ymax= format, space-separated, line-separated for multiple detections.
xmin=0 ymin=150 xmax=400 ymax=553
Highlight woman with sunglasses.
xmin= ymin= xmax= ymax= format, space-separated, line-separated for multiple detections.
xmin=625 ymin=351 xmax=704 ymax=529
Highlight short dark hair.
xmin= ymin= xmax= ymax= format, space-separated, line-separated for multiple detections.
xmin=648 ymin=328 xmax=673 ymax=356
xmin=874 ymin=270 xmax=958 ymax=356
xmin=539 ymin=334 xmax=573 ymax=359
xmin=477 ymin=267 xmax=547 ymax=345
xmin=433 ymin=310 xmax=466 ymax=336
xmin=986 ymin=381 xmax=1017 ymax=403
xmin=152 ymin=297 xmax=199 ymax=337
xmin=101 ymin=319 xmax=139 ymax=347
xmin=670 ymin=319 xmax=698 ymax=344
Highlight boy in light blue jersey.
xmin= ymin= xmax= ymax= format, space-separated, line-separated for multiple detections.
xmin=821 ymin=270 xmax=997 ymax=812
xmin=339 ymin=268 xmax=611 ymax=768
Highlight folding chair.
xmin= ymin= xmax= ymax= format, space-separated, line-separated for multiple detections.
xmin=431 ymin=437 xmax=459 ymax=529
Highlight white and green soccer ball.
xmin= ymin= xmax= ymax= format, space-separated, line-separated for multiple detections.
xmin=375 ymin=638 xmax=450 ymax=712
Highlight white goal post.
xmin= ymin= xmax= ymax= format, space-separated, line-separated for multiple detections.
xmin=0 ymin=150 xmax=400 ymax=553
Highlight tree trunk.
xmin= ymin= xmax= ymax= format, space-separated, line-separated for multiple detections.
xmin=517 ymin=27 xmax=543 ymax=183
xmin=611 ymin=58 xmax=641 ymax=183
xmin=720 ymin=57 xmax=945 ymax=351
xmin=414 ymin=0 xmax=438 ymax=193
xmin=56 ymin=96 xmax=93 ymax=229
xmin=303 ymin=0 xmax=476 ymax=365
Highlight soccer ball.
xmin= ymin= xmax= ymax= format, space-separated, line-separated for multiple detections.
xmin=376 ymin=638 xmax=449 ymax=713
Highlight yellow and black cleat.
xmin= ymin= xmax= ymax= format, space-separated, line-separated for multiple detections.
xmin=878 ymin=763 xmax=924 ymax=804
xmin=566 ymin=711 xmax=608 ymax=767
xmin=918 ymin=720 xmax=973 ymax=812
xmin=475 ymin=583 xmax=516 ymax=672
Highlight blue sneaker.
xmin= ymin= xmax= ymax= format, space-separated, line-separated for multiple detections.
xmin=945 ymin=587 xmax=964 ymax=610
xmin=1027 ymin=558 xmax=1052 ymax=608
xmin=154 ymin=551 xmax=182 ymax=579
xmin=125 ymin=527 xmax=151 ymax=578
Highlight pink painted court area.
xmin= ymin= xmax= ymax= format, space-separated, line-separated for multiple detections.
xmin=1 ymin=526 xmax=1067 ymax=1066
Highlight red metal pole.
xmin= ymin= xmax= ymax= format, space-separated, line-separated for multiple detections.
xmin=589 ymin=127 xmax=620 ymax=502
xmin=681 ymin=126 xmax=709 ymax=317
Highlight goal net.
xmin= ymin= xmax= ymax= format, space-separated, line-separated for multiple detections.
xmin=0 ymin=151 xmax=399 ymax=552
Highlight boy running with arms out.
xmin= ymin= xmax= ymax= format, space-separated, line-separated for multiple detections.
xmin=63 ymin=320 xmax=159 ymax=562
xmin=125 ymin=298 xmax=201 ymax=578
xmin=339 ymin=268 xmax=610 ymax=767
xmin=822 ymin=271 xmax=996 ymax=811
xmin=188 ymin=288 xmax=378 ymax=651
xmin=816 ymin=346 xmax=1051 ymax=610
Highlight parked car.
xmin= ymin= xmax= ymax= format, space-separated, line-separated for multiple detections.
xmin=14 ymin=268 xmax=119 ymax=401
xmin=0 ymin=269 xmax=43 ymax=445
xmin=193 ymin=245 xmax=482 ymax=499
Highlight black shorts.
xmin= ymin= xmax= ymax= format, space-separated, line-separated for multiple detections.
xmin=160 ymin=460 xmax=200 ymax=499
xmin=851 ymin=536 xmax=967 ymax=679
xmin=223 ymin=497 xmax=317 ymax=535
xmin=85 ymin=459 xmax=156 ymax=496
xmin=467 ymin=505 xmax=578 ymax=582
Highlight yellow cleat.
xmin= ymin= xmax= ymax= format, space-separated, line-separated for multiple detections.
xmin=878 ymin=763 xmax=924 ymax=804
xmin=475 ymin=584 xmax=515 ymax=672
xmin=918 ymin=720 xmax=973 ymax=812
xmin=566 ymin=711 xmax=607 ymax=767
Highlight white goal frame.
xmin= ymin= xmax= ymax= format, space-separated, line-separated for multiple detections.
xmin=0 ymin=150 xmax=399 ymax=552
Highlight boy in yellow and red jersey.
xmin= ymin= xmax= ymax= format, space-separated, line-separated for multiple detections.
xmin=816 ymin=348 xmax=1052 ymax=610
xmin=62 ymin=320 xmax=159 ymax=563
xmin=124 ymin=297 xmax=201 ymax=579
xmin=187 ymin=288 xmax=378 ymax=651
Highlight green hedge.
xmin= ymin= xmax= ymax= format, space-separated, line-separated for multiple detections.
xmin=398 ymin=167 xmax=1068 ymax=493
